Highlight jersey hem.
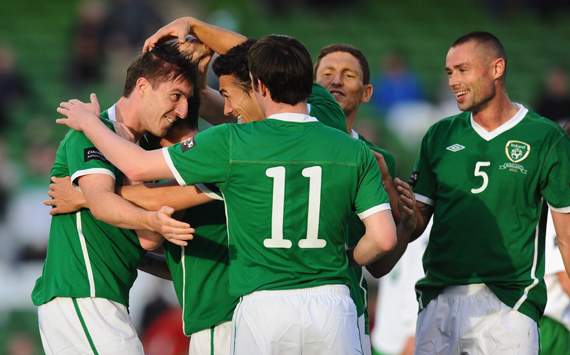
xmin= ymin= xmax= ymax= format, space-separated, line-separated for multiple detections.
xmin=358 ymin=203 xmax=391 ymax=220
xmin=70 ymin=168 xmax=115 ymax=184
xmin=414 ymin=193 xmax=433 ymax=206
xmin=196 ymin=183 xmax=224 ymax=201
xmin=548 ymin=204 xmax=570 ymax=213
xmin=161 ymin=147 xmax=186 ymax=185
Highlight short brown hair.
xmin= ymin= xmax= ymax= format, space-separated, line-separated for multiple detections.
xmin=315 ymin=44 xmax=370 ymax=85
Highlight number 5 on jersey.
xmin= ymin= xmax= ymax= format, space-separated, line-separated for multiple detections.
xmin=264 ymin=166 xmax=327 ymax=249
xmin=471 ymin=161 xmax=491 ymax=194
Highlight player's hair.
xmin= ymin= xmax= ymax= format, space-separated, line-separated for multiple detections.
xmin=212 ymin=39 xmax=257 ymax=93
xmin=123 ymin=41 xmax=198 ymax=97
xmin=451 ymin=31 xmax=508 ymax=79
xmin=248 ymin=35 xmax=313 ymax=105
xmin=314 ymin=44 xmax=371 ymax=85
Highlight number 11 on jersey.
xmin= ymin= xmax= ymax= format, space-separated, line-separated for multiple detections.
xmin=264 ymin=166 xmax=327 ymax=249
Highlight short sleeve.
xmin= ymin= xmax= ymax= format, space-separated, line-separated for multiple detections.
xmin=163 ymin=124 xmax=231 ymax=187
xmin=308 ymin=84 xmax=347 ymax=133
xmin=355 ymin=146 xmax=390 ymax=220
xmin=412 ymin=128 xmax=437 ymax=206
xmin=66 ymin=131 xmax=118 ymax=184
xmin=541 ymin=133 xmax=570 ymax=212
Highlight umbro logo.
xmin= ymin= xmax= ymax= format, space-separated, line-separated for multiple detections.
xmin=446 ymin=144 xmax=465 ymax=152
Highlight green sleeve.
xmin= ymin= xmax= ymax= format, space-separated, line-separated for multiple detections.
xmin=540 ymin=132 xmax=570 ymax=211
xmin=164 ymin=124 xmax=231 ymax=188
xmin=412 ymin=126 xmax=437 ymax=206
xmin=65 ymin=130 xmax=119 ymax=183
xmin=355 ymin=145 xmax=390 ymax=218
xmin=308 ymin=83 xmax=347 ymax=133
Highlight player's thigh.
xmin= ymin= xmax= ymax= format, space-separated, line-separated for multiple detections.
xmin=414 ymin=296 xmax=458 ymax=355
xmin=39 ymin=297 xmax=143 ymax=355
xmin=189 ymin=321 xmax=231 ymax=355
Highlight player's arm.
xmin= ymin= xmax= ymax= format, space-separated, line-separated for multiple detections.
xmin=552 ymin=210 xmax=570 ymax=278
xmin=118 ymin=182 xmax=214 ymax=211
xmin=144 ymin=17 xmax=247 ymax=55
xmin=44 ymin=176 xmax=87 ymax=215
xmin=57 ymin=95 xmax=173 ymax=183
xmin=77 ymin=173 xmax=194 ymax=248
xmin=365 ymin=178 xmax=417 ymax=277
xmin=352 ymin=210 xmax=397 ymax=266
xmin=137 ymin=251 xmax=172 ymax=280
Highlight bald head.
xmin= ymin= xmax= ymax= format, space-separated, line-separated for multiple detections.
xmin=450 ymin=31 xmax=507 ymax=80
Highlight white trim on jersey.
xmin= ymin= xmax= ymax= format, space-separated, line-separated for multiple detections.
xmin=267 ymin=113 xmax=319 ymax=123
xmin=548 ymin=204 xmax=570 ymax=213
xmin=181 ymin=245 xmax=188 ymax=336
xmin=350 ymin=129 xmax=359 ymax=139
xmin=76 ymin=212 xmax=96 ymax=297
xmin=161 ymin=147 xmax=186 ymax=186
xmin=196 ymin=183 xmax=224 ymax=201
xmin=415 ymin=193 xmax=433 ymax=206
xmin=513 ymin=223 xmax=540 ymax=311
xmin=358 ymin=203 xmax=391 ymax=220
xmin=106 ymin=105 xmax=117 ymax=122
xmin=71 ymin=168 xmax=115 ymax=185
xmin=470 ymin=104 xmax=528 ymax=141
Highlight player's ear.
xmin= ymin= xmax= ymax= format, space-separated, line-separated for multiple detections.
xmin=135 ymin=77 xmax=151 ymax=96
xmin=491 ymin=57 xmax=506 ymax=81
xmin=361 ymin=84 xmax=373 ymax=104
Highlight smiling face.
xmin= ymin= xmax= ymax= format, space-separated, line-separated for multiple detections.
xmin=315 ymin=51 xmax=372 ymax=118
xmin=139 ymin=76 xmax=192 ymax=137
xmin=219 ymin=74 xmax=264 ymax=123
xmin=445 ymin=40 xmax=502 ymax=112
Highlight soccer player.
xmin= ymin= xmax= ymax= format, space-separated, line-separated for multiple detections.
xmin=55 ymin=34 xmax=402 ymax=354
xmin=314 ymin=44 xmax=400 ymax=354
xmin=407 ymin=32 xmax=570 ymax=354
xmin=32 ymin=43 xmax=196 ymax=355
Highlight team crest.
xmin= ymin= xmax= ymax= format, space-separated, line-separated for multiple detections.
xmin=505 ymin=140 xmax=530 ymax=163
xmin=181 ymin=138 xmax=195 ymax=152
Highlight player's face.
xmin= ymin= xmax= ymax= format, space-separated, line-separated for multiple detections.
xmin=315 ymin=51 xmax=371 ymax=117
xmin=142 ymin=77 xmax=192 ymax=137
xmin=219 ymin=74 xmax=264 ymax=123
xmin=446 ymin=41 xmax=496 ymax=112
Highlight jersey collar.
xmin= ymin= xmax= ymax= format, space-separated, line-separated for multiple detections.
xmin=106 ymin=104 xmax=117 ymax=122
xmin=350 ymin=129 xmax=359 ymax=139
xmin=267 ymin=112 xmax=319 ymax=123
xmin=470 ymin=103 xmax=528 ymax=141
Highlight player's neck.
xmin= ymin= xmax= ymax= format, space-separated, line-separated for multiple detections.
xmin=471 ymin=93 xmax=518 ymax=132
xmin=345 ymin=110 xmax=358 ymax=133
xmin=263 ymin=100 xmax=308 ymax=117
xmin=114 ymin=98 xmax=144 ymax=142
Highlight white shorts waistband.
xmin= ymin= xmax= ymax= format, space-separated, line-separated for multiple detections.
xmin=244 ymin=284 xmax=350 ymax=299
xmin=443 ymin=283 xmax=488 ymax=296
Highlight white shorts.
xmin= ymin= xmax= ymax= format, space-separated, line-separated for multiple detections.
xmin=415 ymin=284 xmax=538 ymax=355
xmin=38 ymin=297 xmax=143 ymax=355
xmin=189 ymin=321 xmax=231 ymax=355
xmin=231 ymin=284 xmax=362 ymax=355
xmin=358 ymin=314 xmax=371 ymax=355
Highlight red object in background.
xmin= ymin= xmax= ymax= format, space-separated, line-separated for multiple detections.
xmin=142 ymin=307 xmax=190 ymax=355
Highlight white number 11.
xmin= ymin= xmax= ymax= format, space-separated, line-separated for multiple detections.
xmin=264 ymin=166 xmax=327 ymax=249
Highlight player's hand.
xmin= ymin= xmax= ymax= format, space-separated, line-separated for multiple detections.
xmin=56 ymin=93 xmax=100 ymax=131
xmin=395 ymin=178 xmax=417 ymax=232
xmin=372 ymin=151 xmax=391 ymax=183
xmin=43 ymin=176 xmax=87 ymax=215
xmin=149 ymin=206 xmax=195 ymax=246
xmin=143 ymin=17 xmax=194 ymax=53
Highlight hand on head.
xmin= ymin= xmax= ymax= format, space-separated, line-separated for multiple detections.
xmin=56 ymin=93 xmax=100 ymax=131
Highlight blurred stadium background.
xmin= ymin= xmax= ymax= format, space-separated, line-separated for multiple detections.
xmin=0 ymin=0 xmax=569 ymax=354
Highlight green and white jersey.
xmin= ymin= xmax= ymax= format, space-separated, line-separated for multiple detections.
xmin=346 ymin=130 xmax=397 ymax=330
xmin=163 ymin=115 xmax=388 ymax=297
xmin=164 ymin=186 xmax=237 ymax=335
xmin=308 ymin=83 xmax=347 ymax=133
xmin=32 ymin=108 xmax=145 ymax=308
xmin=412 ymin=105 xmax=570 ymax=322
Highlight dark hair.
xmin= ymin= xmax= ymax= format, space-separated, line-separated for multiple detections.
xmin=315 ymin=44 xmax=370 ymax=85
xmin=123 ymin=41 xmax=198 ymax=97
xmin=248 ymin=35 xmax=313 ymax=105
xmin=212 ymin=39 xmax=256 ymax=92
xmin=451 ymin=31 xmax=508 ymax=78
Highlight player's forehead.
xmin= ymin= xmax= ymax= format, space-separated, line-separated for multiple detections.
xmin=219 ymin=74 xmax=246 ymax=93
xmin=445 ymin=40 xmax=487 ymax=68
xmin=155 ymin=75 xmax=192 ymax=95
xmin=318 ymin=51 xmax=363 ymax=74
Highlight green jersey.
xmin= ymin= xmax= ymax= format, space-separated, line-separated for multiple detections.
xmin=308 ymin=83 xmax=347 ymax=133
xmin=164 ymin=187 xmax=237 ymax=335
xmin=347 ymin=130 xmax=397 ymax=331
xmin=32 ymin=109 xmax=144 ymax=308
xmin=412 ymin=106 xmax=570 ymax=322
xmin=164 ymin=114 xmax=388 ymax=297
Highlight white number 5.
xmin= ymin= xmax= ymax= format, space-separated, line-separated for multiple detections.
xmin=471 ymin=161 xmax=491 ymax=194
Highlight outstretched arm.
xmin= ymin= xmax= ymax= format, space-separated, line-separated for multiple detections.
xmin=118 ymin=182 xmax=214 ymax=211
xmin=144 ymin=17 xmax=247 ymax=55
xmin=553 ymin=210 xmax=570 ymax=278
xmin=56 ymin=94 xmax=172 ymax=183
xmin=352 ymin=210 xmax=397 ymax=266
